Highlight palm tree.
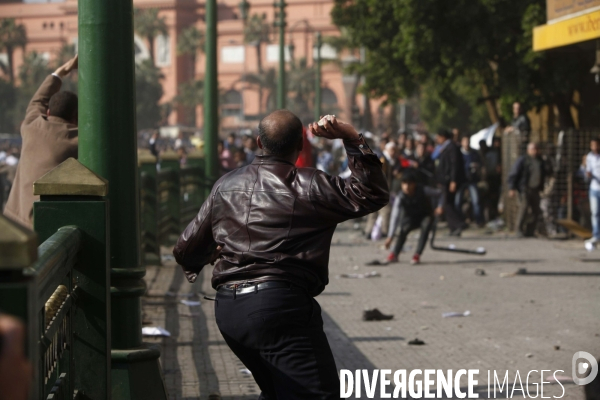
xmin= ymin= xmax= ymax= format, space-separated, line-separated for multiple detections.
xmin=175 ymin=79 xmax=203 ymax=126
xmin=177 ymin=26 xmax=204 ymax=79
xmin=244 ymin=68 xmax=277 ymax=116
xmin=243 ymin=14 xmax=270 ymax=74
xmin=0 ymin=18 xmax=27 ymax=84
xmin=134 ymin=8 xmax=167 ymax=65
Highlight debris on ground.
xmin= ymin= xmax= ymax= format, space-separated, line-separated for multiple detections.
xmin=500 ymin=268 xmax=527 ymax=278
xmin=554 ymin=345 xmax=560 ymax=350
xmin=526 ymin=353 xmax=533 ymax=358
xmin=475 ymin=268 xmax=486 ymax=276
xmin=408 ymin=338 xmax=426 ymax=345
xmin=338 ymin=271 xmax=381 ymax=279
xmin=363 ymin=308 xmax=394 ymax=321
xmin=142 ymin=326 xmax=171 ymax=337
xmin=161 ymin=254 xmax=175 ymax=262
xmin=239 ymin=368 xmax=252 ymax=375
xmin=442 ymin=311 xmax=471 ymax=318
xmin=180 ymin=300 xmax=201 ymax=306
xmin=365 ymin=260 xmax=388 ymax=266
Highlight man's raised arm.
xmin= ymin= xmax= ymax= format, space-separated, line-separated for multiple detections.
xmin=23 ymin=55 xmax=78 ymax=126
xmin=307 ymin=117 xmax=389 ymax=223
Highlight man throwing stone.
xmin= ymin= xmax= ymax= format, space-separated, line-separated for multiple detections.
xmin=174 ymin=111 xmax=389 ymax=399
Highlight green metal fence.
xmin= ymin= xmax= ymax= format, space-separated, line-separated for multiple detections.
xmin=139 ymin=150 xmax=207 ymax=266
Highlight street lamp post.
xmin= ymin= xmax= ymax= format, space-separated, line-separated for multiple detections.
xmin=204 ymin=0 xmax=219 ymax=196
xmin=314 ymin=31 xmax=322 ymax=122
xmin=273 ymin=0 xmax=287 ymax=109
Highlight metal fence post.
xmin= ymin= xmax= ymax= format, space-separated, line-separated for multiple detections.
xmin=138 ymin=152 xmax=160 ymax=266
xmin=33 ymin=158 xmax=111 ymax=399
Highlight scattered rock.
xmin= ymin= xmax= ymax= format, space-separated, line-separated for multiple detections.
xmin=408 ymin=338 xmax=426 ymax=346
xmin=475 ymin=268 xmax=486 ymax=276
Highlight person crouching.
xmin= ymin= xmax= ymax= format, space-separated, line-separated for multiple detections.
xmin=385 ymin=172 xmax=441 ymax=264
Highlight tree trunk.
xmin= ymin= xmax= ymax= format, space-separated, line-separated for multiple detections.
xmin=555 ymin=93 xmax=575 ymax=128
xmin=7 ymin=47 xmax=14 ymax=84
xmin=481 ymin=83 xmax=499 ymax=124
xmin=148 ymin=36 xmax=155 ymax=65
xmin=256 ymin=42 xmax=262 ymax=73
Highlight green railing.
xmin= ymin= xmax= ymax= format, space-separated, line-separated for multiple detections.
xmin=138 ymin=150 xmax=207 ymax=266
xmin=0 ymin=226 xmax=81 ymax=399
xmin=0 ymin=158 xmax=111 ymax=400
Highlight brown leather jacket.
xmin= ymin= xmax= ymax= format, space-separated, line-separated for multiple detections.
xmin=173 ymin=135 xmax=389 ymax=296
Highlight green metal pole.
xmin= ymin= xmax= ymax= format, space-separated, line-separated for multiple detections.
xmin=275 ymin=0 xmax=287 ymax=109
xmin=78 ymin=0 xmax=167 ymax=398
xmin=314 ymin=31 xmax=322 ymax=122
xmin=204 ymin=0 xmax=219 ymax=194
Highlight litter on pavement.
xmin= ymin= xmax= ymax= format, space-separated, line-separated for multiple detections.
xmin=180 ymin=300 xmax=201 ymax=306
xmin=442 ymin=311 xmax=471 ymax=318
xmin=142 ymin=326 xmax=171 ymax=337
xmin=408 ymin=338 xmax=425 ymax=345
xmin=338 ymin=271 xmax=381 ymax=279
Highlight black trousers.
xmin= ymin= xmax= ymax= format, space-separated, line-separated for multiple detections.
xmin=442 ymin=186 xmax=465 ymax=231
xmin=215 ymin=286 xmax=339 ymax=399
xmin=391 ymin=215 xmax=433 ymax=256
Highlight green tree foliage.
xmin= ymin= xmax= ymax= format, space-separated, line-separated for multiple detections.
xmin=135 ymin=59 xmax=164 ymax=129
xmin=332 ymin=0 xmax=590 ymax=130
xmin=244 ymin=68 xmax=277 ymax=116
xmin=13 ymin=52 xmax=52 ymax=129
xmin=244 ymin=14 xmax=270 ymax=73
xmin=177 ymin=26 xmax=204 ymax=76
xmin=0 ymin=18 xmax=27 ymax=84
xmin=175 ymin=79 xmax=203 ymax=126
xmin=134 ymin=8 xmax=167 ymax=64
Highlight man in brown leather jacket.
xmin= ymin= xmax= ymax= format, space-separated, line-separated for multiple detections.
xmin=174 ymin=110 xmax=388 ymax=399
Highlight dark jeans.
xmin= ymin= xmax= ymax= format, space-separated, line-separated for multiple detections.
xmin=442 ymin=186 xmax=465 ymax=231
xmin=215 ymin=286 xmax=339 ymax=400
xmin=516 ymin=188 xmax=541 ymax=235
xmin=392 ymin=215 xmax=433 ymax=256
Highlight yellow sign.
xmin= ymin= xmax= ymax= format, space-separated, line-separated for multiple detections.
xmin=547 ymin=0 xmax=600 ymax=22
xmin=534 ymin=10 xmax=600 ymax=50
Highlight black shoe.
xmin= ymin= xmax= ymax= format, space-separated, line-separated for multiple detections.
xmin=363 ymin=308 xmax=394 ymax=321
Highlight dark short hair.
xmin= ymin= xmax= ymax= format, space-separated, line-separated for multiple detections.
xmin=49 ymin=91 xmax=78 ymax=122
xmin=591 ymin=137 xmax=600 ymax=144
xmin=401 ymin=171 xmax=417 ymax=183
xmin=436 ymin=129 xmax=452 ymax=139
xmin=258 ymin=110 xmax=303 ymax=156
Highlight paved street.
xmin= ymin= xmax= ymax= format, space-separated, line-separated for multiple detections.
xmin=142 ymin=222 xmax=600 ymax=400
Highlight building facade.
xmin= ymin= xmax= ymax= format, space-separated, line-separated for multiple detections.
xmin=0 ymin=0 xmax=390 ymax=135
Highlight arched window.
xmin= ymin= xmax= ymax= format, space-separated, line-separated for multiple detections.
xmin=322 ymin=88 xmax=338 ymax=106
xmin=222 ymin=90 xmax=243 ymax=117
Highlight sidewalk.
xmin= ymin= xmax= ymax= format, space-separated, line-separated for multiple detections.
xmin=142 ymin=223 xmax=600 ymax=399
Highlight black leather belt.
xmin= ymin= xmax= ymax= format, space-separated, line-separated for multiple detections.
xmin=217 ymin=281 xmax=293 ymax=295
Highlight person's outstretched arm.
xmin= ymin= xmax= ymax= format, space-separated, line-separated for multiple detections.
xmin=173 ymin=182 xmax=220 ymax=283
xmin=23 ymin=55 xmax=78 ymax=127
xmin=307 ymin=117 xmax=389 ymax=223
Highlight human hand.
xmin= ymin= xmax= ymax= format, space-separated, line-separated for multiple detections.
xmin=0 ymin=314 xmax=32 ymax=400
xmin=53 ymin=54 xmax=78 ymax=78
xmin=508 ymin=190 xmax=516 ymax=198
xmin=586 ymin=171 xmax=592 ymax=179
xmin=308 ymin=115 xmax=359 ymax=141
xmin=384 ymin=237 xmax=392 ymax=250
xmin=435 ymin=206 xmax=443 ymax=216
xmin=209 ymin=245 xmax=222 ymax=266
xmin=449 ymin=181 xmax=456 ymax=193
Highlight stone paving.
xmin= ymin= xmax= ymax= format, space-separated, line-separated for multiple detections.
xmin=142 ymin=222 xmax=600 ymax=400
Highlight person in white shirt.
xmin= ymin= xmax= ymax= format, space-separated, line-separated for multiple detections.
xmin=584 ymin=137 xmax=600 ymax=245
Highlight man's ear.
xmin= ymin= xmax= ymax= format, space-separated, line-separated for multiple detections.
xmin=47 ymin=109 xmax=51 ymax=117
xmin=257 ymin=136 xmax=264 ymax=150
